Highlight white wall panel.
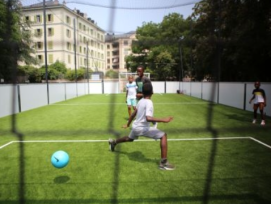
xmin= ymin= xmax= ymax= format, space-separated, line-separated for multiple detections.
xmin=20 ymin=84 xmax=47 ymax=112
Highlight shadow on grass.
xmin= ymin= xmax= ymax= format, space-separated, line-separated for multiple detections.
xmin=54 ymin=176 xmax=70 ymax=184
xmin=114 ymin=150 xmax=156 ymax=164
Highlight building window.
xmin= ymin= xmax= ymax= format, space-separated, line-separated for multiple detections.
xmin=25 ymin=16 xmax=30 ymax=22
xmin=66 ymin=16 xmax=70 ymax=24
xmin=48 ymin=41 xmax=53 ymax=49
xmin=112 ymin=58 xmax=119 ymax=63
xmin=67 ymin=42 xmax=71 ymax=50
xmin=48 ymin=54 xmax=53 ymax=63
xmin=107 ymin=44 xmax=110 ymax=49
xmin=66 ymin=29 xmax=71 ymax=38
xmin=37 ymin=55 xmax=43 ymax=63
xmin=124 ymin=40 xmax=128 ymax=45
xmin=47 ymin=14 xmax=53 ymax=22
xmin=37 ymin=42 xmax=43 ymax=50
xmin=35 ymin=29 xmax=42 ymax=37
xmin=112 ymin=50 xmax=119 ymax=56
xmin=68 ymin=55 xmax=71 ymax=63
xmin=112 ymin=42 xmax=119 ymax=48
xmin=107 ymin=59 xmax=110 ymax=63
xmin=36 ymin=15 xmax=41 ymax=23
xmin=48 ymin=28 xmax=54 ymax=36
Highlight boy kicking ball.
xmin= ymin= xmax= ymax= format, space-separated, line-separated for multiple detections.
xmin=109 ymin=83 xmax=175 ymax=170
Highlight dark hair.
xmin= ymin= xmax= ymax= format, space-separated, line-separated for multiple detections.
xmin=137 ymin=65 xmax=144 ymax=70
xmin=142 ymin=83 xmax=153 ymax=96
xmin=255 ymin=81 xmax=260 ymax=85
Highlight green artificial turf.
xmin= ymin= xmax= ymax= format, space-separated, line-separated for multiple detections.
xmin=0 ymin=94 xmax=271 ymax=204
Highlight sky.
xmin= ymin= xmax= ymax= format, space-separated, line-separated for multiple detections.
xmin=62 ymin=0 xmax=199 ymax=34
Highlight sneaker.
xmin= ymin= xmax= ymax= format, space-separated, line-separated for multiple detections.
xmin=252 ymin=119 xmax=256 ymax=124
xmin=159 ymin=161 xmax=175 ymax=170
xmin=261 ymin=120 xmax=265 ymax=126
xmin=109 ymin=139 xmax=116 ymax=151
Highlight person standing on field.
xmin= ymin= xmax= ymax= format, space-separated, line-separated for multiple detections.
xmin=135 ymin=65 xmax=152 ymax=101
xmin=249 ymin=81 xmax=267 ymax=125
xmin=135 ymin=65 xmax=157 ymax=128
xmin=125 ymin=75 xmax=137 ymax=118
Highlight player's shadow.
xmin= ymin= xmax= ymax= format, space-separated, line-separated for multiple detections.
xmin=115 ymin=150 xmax=156 ymax=164
xmin=54 ymin=175 xmax=70 ymax=184
xmin=225 ymin=114 xmax=251 ymax=122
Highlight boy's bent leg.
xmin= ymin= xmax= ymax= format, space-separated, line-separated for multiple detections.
xmin=160 ymin=134 xmax=168 ymax=159
xmin=109 ymin=136 xmax=134 ymax=152
xmin=159 ymin=134 xmax=175 ymax=170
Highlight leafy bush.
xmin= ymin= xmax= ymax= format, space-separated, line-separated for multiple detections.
xmin=65 ymin=67 xmax=91 ymax=81
xmin=105 ymin=69 xmax=118 ymax=79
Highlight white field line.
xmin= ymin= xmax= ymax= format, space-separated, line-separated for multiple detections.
xmin=0 ymin=141 xmax=14 ymax=149
xmin=249 ymin=137 xmax=271 ymax=149
xmin=0 ymin=137 xmax=270 ymax=150
xmin=51 ymin=102 xmax=208 ymax=106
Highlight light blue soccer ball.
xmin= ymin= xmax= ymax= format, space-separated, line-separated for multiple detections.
xmin=51 ymin=150 xmax=69 ymax=169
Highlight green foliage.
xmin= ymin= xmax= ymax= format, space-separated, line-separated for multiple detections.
xmin=65 ymin=67 xmax=88 ymax=81
xmin=192 ymin=0 xmax=271 ymax=81
xmin=36 ymin=61 xmax=71 ymax=81
xmin=0 ymin=0 xmax=36 ymax=83
xmin=105 ymin=69 xmax=118 ymax=79
xmin=50 ymin=60 xmax=67 ymax=74
xmin=18 ymin=65 xmax=41 ymax=83
xmin=129 ymin=13 xmax=191 ymax=81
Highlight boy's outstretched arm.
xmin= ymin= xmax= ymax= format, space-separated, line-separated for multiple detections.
xmin=122 ymin=109 xmax=137 ymax=128
xmin=146 ymin=116 xmax=173 ymax=123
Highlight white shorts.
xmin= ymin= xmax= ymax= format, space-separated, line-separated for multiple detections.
xmin=128 ymin=126 xmax=165 ymax=140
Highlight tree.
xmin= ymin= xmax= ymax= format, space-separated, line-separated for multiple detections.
xmin=105 ymin=69 xmax=118 ymax=79
xmin=65 ymin=67 xmax=87 ymax=81
xmin=0 ymin=0 xmax=36 ymax=83
xmin=192 ymin=0 xmax=271 ymax=81
xmin=127 ymin=13 xmax=193 ymax=81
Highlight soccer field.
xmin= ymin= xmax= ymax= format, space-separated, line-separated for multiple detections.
xmin=0 ymin=94 xmax=271 ymax=204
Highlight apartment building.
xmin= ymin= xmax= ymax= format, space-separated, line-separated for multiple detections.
xmin=22 ymin=0 xmax=106 ymax=72
xmin=105 ymin=31 xmax=136 ymax=72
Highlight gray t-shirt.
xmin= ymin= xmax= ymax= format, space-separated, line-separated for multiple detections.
xmin=132 ymin=98 xmax=153 ymax=128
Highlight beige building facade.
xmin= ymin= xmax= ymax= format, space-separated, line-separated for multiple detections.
xmin=22 ymin=1 xmax=106 ymax=72
xmin=105 ymin=32 xmax=136 ymax=72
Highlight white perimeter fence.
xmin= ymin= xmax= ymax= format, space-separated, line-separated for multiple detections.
xmin=0 ymin=81 xmax=271 ymax=118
